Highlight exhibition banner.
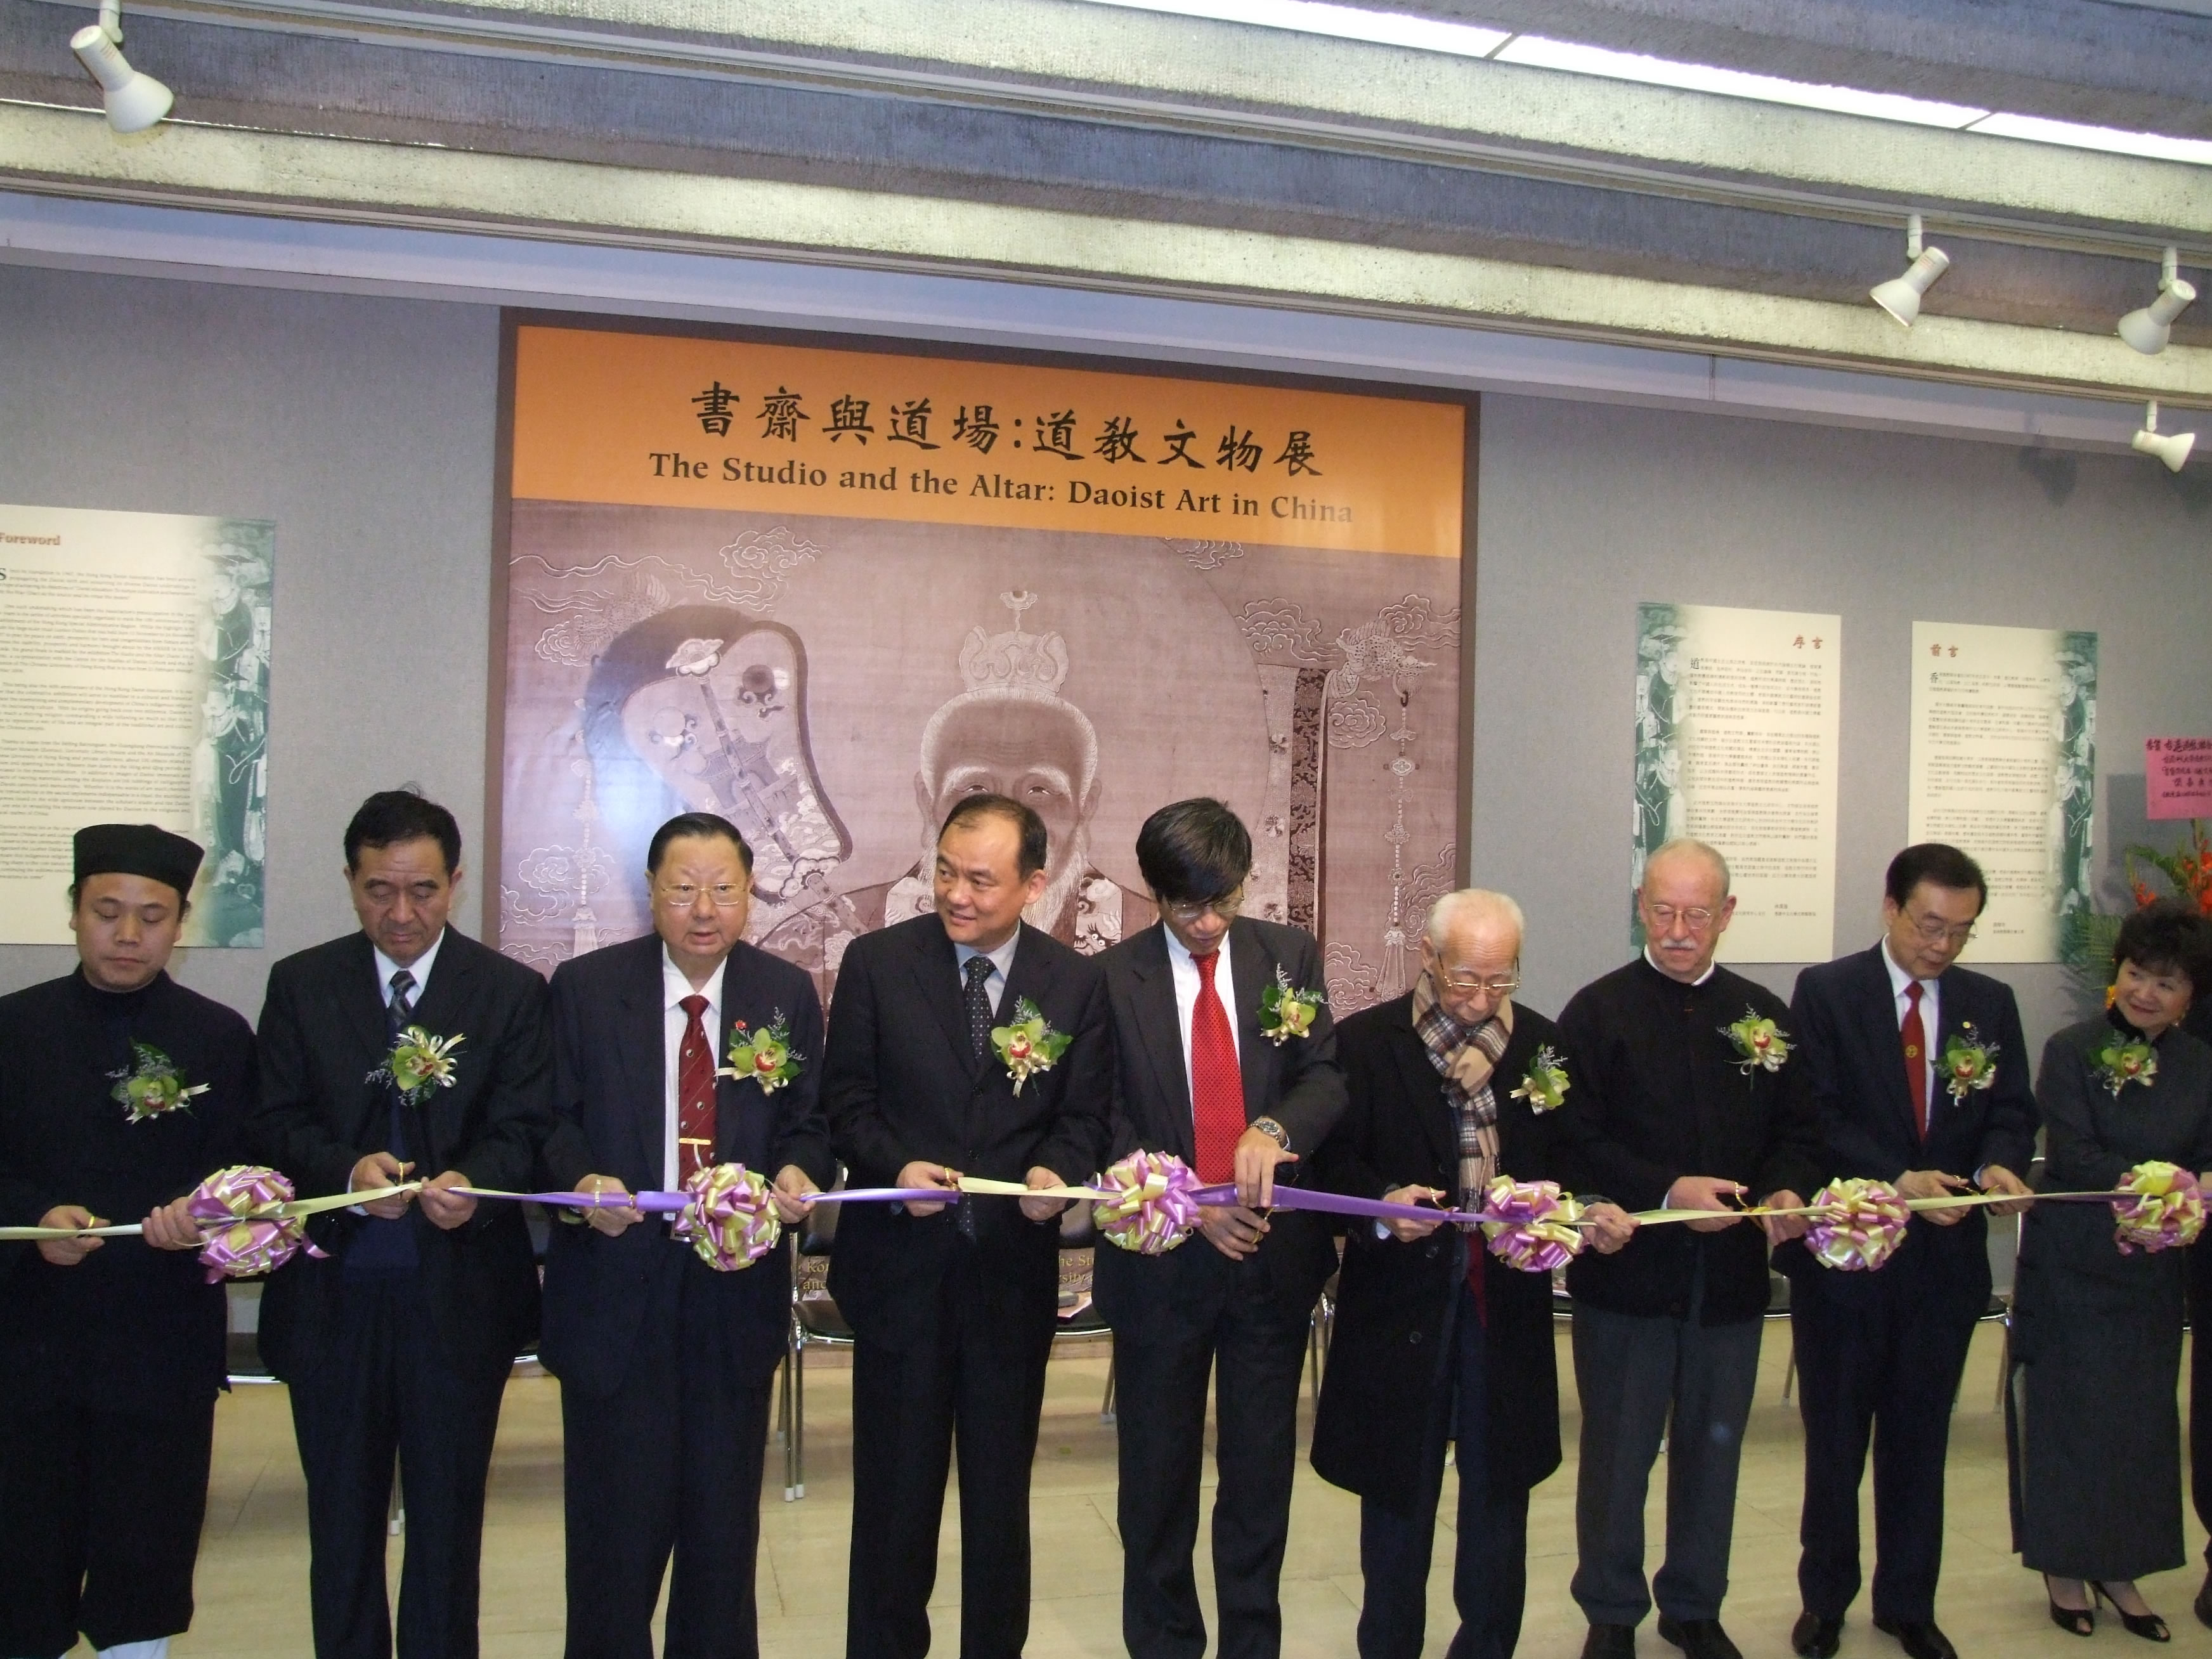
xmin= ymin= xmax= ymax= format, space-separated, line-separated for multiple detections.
xmin=495 ymin=320 xmax=1468 ymax=1016
xmin=1908 ymin=621 xmax=2097 ymax=963
xmin=0 ymin=503 xmax=272 ymax=946
xmin=1632 ymin=601 xmax=1840 ymax=963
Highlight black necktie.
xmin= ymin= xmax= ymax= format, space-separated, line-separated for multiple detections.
xmin=964 ymin=955 xmax=994 ymax=1063
xmin=386 ymin=968 xmax=416 ymax=1158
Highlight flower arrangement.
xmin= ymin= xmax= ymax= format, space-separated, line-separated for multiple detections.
xmin=2091 ymin=1032 xmax=2158 ymax=1097
xmin=1508 ymin=1046 xmax=1570 ymax=1113
xmin=1939 ymin=1024 xmax=2000 ymax=1103
xmin=1722 ymin=1010 xmax=1791 ymax=1074
xmin=720 ymin=1014 xmax=803 ymax=1093
xmin=1258 ymin=966 xmax=1325 ymax=1046
xmin=992 ymin=998 xmax=1071 ymax=1095
xmin=367 ymin=1027 xmax=464 ymax=1106
xmin=108 ymin=1042 xmax=210 ymax=1123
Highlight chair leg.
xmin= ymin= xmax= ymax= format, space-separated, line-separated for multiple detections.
xmin=1782 ymin=1346 xmax=1796 ymax=1402
xmin=388 ymin=1455 xmax=405 ymax=1537
xmin=791 ymin=1335 xmax=807 ymax=1500
xmin=1101 ymin=1348 xmax=1117 ymax=1424
xmin=781 ymin=1332 xmax=798 ymax=1500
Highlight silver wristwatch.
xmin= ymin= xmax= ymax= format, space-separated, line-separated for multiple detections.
xmin=1250 ymin=1116 xmax=1291 ymax=1151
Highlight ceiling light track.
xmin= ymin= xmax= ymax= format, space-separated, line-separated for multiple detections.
xmin=39 ymin=0 xmax=2211 ymax=269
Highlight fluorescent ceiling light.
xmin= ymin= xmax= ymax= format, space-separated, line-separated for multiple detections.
xmin=1081 ymin=0 xmax=1509 ymax=57
xmin=1493 ymin=36 xmax=1991 ymax=129
xmin=1078 ymin=3 xmax=2212 ymax=167
xmin=1960 ymin=111 xmax=2212 ymax=167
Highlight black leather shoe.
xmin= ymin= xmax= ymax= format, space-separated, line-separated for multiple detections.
xmin=2193 ymin=1572 xmax=2212 ymax=1633
xmin=1874 ymin=1618 xmax=1958 ymax=1659
xmin=1657 ymin=1617 xmax=1743 ymax=1659
xmin=1582 ymin=1624 xmax=1637 ymax=1659
xmin=1792 ymin=1612 xmax=1844 ymax=1658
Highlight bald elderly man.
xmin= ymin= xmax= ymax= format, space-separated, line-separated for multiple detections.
xmin=1558 ymin=839 xmax=1827 ymax=1659
xmin=1310 ymin=890 xmax=1633 ymax=1659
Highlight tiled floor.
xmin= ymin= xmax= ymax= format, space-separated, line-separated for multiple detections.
xmin=132 ymin=1322 xmax=2204 ymax=1658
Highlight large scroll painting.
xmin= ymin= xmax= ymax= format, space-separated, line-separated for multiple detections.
xmin=495 ymin=321 xmax=1467 ymax=1017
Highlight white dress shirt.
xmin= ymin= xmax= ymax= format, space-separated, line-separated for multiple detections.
xmin=1880 ymin=939 xmax=1941 ymax=1112
xmin=662 ymin=947 xmax=725 ymax=1192
xmin=1643 ymin=946 xmax=1715 ymax=987
xmin=954 ymin=932 xmax=1020 ymax=1018
xmin=1166 ymin=926 xmax=1241 ymax=1114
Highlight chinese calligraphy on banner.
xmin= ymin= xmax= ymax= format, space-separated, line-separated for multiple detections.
xmin=0 ymin=503 xmax=273 ymax=946
xmin=2146 ymin=738 xmax=2212 ymax=821
xmin=494 ymin=322 xmax=1467 ymax=1015
xmin=1632 ymin=602 xmax=1842 ymax=963
xmin=1908 ymin=621 xmax=2097 ymax=963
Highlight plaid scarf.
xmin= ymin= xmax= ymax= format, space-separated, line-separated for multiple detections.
xmin=1412 ymin=970 xmax=1513 ymax=1209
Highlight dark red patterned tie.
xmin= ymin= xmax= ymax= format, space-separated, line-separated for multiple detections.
xmin=1902 ymin=981 xmax=1930 ymax=1143
xmin=1190 ymin=952 xmax=1245 ymax=1184
xmin=677 ymin=993 xmax=717 ymax=1185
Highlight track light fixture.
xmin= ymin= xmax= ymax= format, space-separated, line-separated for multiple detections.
xmin=1870 ymin=214 xmax=1950 ymax=329
xmin=70 ymin=1 xmax=172 ymax=134
xmin=2132 ymin=402 xmax=2197 ymax=473
xmin=2118 ymin=248 xmax=2197 ymax=356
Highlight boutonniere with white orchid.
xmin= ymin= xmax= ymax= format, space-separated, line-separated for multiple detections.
xmin=367 ymin=1026 xmax=465 ymax=1106
xmin=1509 ymin=1046 xmax=1570 ymax=1113
xmin=992 ymin=998 xmax=1072 ymax=1095
xmin=1258 ymin=966 xmax=1325 ymax=1046
xmin=109 ymin=1042 xmax=210 ymax=1123
xmin=719 ymin=1013 xmax=803 ymax=1093
xmin=1722 ymin=1010 xmax=1791 ymax=1074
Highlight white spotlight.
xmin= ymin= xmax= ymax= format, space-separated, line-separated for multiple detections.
xmin=2132 ymin=402 xmax=2197 ymax=473
xmin=70 ymin=2 xmax=171 ymax=134
xmin=1870 ymin=213 xmax=1950 ymax=328
xmin=2118 ymin=248 xmax=2197 ymax=356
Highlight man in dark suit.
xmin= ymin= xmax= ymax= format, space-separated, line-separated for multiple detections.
xmin=824 ymin=792 xmax=1112 ymax=1659
xmin=1781 ymin=843 xmax=2035 ymax=1659
xmin=1310 ymin=888 xmax=1633 ymax=1659
xmin=247 ymin=790 xmax=554 ymax=1659
xmin=0 ymin=825 xmax=256 ymax=1659
xmin=539 ymin=810 xmax=835 ymax=1659
xmin=1093 ymin=798 xmax=1346 ymax=1659
xmin=1560 ymin=838 xmax=1826 ymax=1659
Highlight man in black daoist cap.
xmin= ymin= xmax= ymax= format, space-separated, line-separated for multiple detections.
xmin=0 ymin=824 xmax=257 ymax=1659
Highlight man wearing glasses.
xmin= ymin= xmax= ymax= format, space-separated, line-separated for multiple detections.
xmin=1559 ymin=838 xmax=1826 ymax=1659
xmin=538 ymin=810 xmax=831 ymax=1658
xmin=1310 ymin=888 xmax=1636 ymax=1659
xmin=1779 ymin=844 xmax=2034 ymax=1659
xmin=1095 ymin=798 xmax=1345 ymax=1659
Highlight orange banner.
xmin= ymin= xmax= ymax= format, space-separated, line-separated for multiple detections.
xmin=511 ymin=327 xmax=1463 ymax=559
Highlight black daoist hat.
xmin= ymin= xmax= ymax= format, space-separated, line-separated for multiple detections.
xmin=74 ymin=823 xmax=204 ymax=901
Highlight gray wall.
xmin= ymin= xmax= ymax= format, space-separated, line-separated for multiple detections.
xmin=0 ymin=264 xmax=500 ymax=1015
xmin=1475 ymin=391 xmax=2212 ymax=1056
xmin=3 ymin=262 xmax=2208 ymax=1067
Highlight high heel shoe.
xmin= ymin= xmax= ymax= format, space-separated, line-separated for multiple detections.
xmin=2046 ymin=1577 xmax=2095 ymax=1637
xmin=2092 ymin=1582 xmax=2171 ymax=1643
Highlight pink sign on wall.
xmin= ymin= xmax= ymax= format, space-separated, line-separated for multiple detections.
xmin=2146 ymin=738 xmax=2212 ymax=821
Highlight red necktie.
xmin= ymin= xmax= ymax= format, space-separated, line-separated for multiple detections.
xmin=1901 ymin=981 xmax=1930 ymax=1143
xmin=677 ymin=992 xmax=717 ymax=1185
xmin=1190 ymin=951 xmax=1246 ymax=1184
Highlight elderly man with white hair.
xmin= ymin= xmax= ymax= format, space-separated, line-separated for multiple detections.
xmin=1310 ymin=888 xmax=1634 ymax=1659
xmin=1559 ymin=838 xmax=1827 ymax=1659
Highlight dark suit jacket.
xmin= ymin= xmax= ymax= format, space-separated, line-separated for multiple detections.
xmin=1092 ymin=918 xmax=1348 ymax=1329
xmin=537 ymin=934 xmax=835 ymax=1395
xmin=823 ymin=912 xmax=1112 ymax=1350
xmin=1558 ymin=958 xmax=1827 ymax=1324
xmin=1774 ymin=942 xmax=2038 ymax=1310
xmin=245 ymin=928 xmax=554 ymax=1382
xmin=1309 ymin=994 xmax=1571 ymax=1499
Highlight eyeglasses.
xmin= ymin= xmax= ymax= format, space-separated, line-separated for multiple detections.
xmin=1163 ymin=885 xmax=1245 ymax=926
xmin=1904 ymin=908 xmax=1975 ymax=944
xmin=656 ymin=883 xmax=748 ymax=909
xmin=1644 ymin=903 xmax=1719 ymax=929
xmin=1438 ymin=971 xmax=1520 ymax=997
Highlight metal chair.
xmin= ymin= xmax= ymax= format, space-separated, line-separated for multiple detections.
xmin=778 ymin=1196 xmax=852 ymax=1501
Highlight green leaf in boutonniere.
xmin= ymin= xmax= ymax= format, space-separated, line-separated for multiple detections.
xmin=992 ymin=998 xmax=1072 ymax=1096
xmin=1939 ymin=1023 xmax=2000 ymax=1102
xmin=719 ymin=1012 xmax=804 ymax=1093
xmin=2091 ymin=1031 xmax=2157 ymax=1098
xmin=1258 ymin=965 xmax=1326 ymax=1046
xmin=367 ymin=1025 xmax=465 ymax=1107
xmin=109 ymin=1041 xmax=211 ymax=1123
xmin=1722 ymin=1009 xmax=1791 ymax=1074
xmin=1508 ymin=1045 xmax=1570 ymax=1113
